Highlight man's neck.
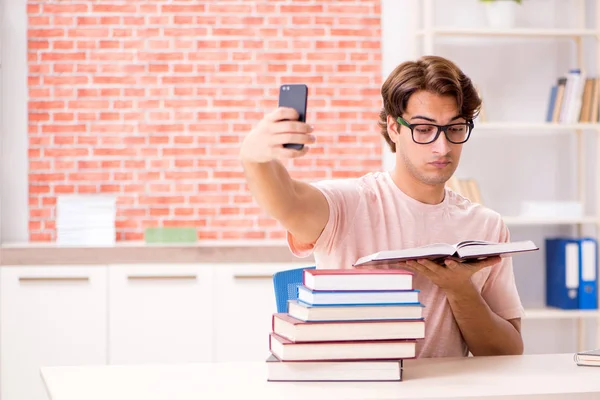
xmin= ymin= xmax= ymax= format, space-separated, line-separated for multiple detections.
xmin=390 ymin=167 xmax=446 ymax=205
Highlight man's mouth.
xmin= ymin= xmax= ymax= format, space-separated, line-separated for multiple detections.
xmin=429 ymin=160 xmax=450 ymax=168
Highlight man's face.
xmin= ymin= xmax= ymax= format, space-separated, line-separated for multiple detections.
xmin=388 ymin=90 xmax=466 ymax=186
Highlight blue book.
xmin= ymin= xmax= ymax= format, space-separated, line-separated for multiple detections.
xmin=545 ymin=238 xmax=580 ymax=309
xmin=578 ymin=238 xmax=598 ymax=310
xmin=546 ymin=85 xmax=558 ymax=122
xmin=297 ymin=286 xmax=420 ymax=306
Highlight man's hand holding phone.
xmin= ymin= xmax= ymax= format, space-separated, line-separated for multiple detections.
xmin=239 ymin=107 xmax=315 ymax=163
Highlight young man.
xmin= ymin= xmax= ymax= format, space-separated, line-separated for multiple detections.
xmin=239 ymin=55 xmax=524 ymax=358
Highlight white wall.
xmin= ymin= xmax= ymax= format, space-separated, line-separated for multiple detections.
xmin=381 ymin=0 xmax=598 ymax=354
xmin=1 ymin=0 xmax=29 ymax=243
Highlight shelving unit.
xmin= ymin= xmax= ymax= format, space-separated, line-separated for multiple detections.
xmin=415 ymin=0 xmax=600 ymax=352
xmin=503 ymin=216 xmax=599 ymax=226
xmin=477 ymin=122 xmax=600 ymax=132
xmin=525 ymin=307 xmax=600 ymax=320
xmin=415 ymin=28 xmax=598 ymax=38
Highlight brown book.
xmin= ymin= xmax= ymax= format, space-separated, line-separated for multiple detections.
xmin=465 ymin=179 xmax=483 ymax=204
xmin=579 ymin=78 xmax=595 ymax=122
xmin=446 ymin=175 xmax=464 ymax=196
xmin=552 ymin=77 xmax=567 ymax=123
xmin=591 ymin=78 xmax=600 ymax=123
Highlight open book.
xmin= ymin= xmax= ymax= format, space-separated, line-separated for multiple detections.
xmin=353 ymin=240 xmax=538 ymax=267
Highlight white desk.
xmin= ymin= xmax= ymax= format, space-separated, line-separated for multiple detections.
xmin=41 ymin=353 xmax=600 ymax=400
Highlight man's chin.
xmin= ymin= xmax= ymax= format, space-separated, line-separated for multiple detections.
xmin=421 ymin=173 xmax=454 ymax=186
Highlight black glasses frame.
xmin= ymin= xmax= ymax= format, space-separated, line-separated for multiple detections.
xmin=396 ymin=116 xmax=474 ymax=145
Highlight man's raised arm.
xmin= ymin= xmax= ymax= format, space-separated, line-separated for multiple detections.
xmin=240 ymin=107 xmax=329 ymax=244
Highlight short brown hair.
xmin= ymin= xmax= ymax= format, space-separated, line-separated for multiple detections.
xmin=378 ymin=56 xmax=482 ymax=152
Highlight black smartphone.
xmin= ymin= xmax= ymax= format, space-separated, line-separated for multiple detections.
xmin=278 ymin=84 xmax=308 ymax=150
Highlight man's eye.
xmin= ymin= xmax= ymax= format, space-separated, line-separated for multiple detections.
xmin=415 ymin=126 xmax=434 ymax=134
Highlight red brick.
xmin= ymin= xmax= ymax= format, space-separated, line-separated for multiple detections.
xmin=27 ymin=0 xmax=382 ymax=242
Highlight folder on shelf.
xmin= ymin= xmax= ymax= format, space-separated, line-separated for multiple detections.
xmin=545 ymin=238 xmax=580 ymax=310
xmin=578 ymin=238 xmax=598 ymax=310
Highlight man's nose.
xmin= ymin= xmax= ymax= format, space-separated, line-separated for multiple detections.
xmin=431 ymin=129 xmax=451 ymax=154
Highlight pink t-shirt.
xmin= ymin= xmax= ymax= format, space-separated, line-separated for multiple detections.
xmin=287 ymin=171 xmax=525 ymax=358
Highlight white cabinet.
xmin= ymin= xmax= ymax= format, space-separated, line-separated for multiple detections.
xmin=0 ymin=266 xmax=107 ymax=400
xmin=108 ymin=265 xmax=214 ymax=364
xmin=213 ymin=263 xmax=304 ymax=362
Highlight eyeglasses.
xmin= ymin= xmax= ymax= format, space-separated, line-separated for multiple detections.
xmin=397 ymin=116 xmax=474 ymax=145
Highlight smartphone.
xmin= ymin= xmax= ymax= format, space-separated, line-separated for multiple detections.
xmin=278 ymin=84 xmax=308 ymax=150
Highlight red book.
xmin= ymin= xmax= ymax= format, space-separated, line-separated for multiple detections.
xmin=272 ymin=313 xmax=424 ymax=342
xmin=303 ymin=269 xmax=413 ymax=292
xmin=269 ymin=333 xmax=416 ymax=361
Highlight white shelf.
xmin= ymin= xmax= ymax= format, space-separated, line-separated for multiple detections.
xmin=502 ymin=216 xmax=598 ymax=226
xmin=416 ymin=28 xmax=598 ymax=38
xmin=524 ymin=307 xmax=600 ymax=320
xmin=475 ymin=122 xmax=600 ymax=132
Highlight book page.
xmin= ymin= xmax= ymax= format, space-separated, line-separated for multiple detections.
xmin=379 ymin=243 xmax=456 ymax=258
xmin=353 ymin=243 xmax=456 ymax=266
xmin=455 ymin=240 xmax=495 ymax=248
xmin=455 ymin=240 xmax=538 ymax=259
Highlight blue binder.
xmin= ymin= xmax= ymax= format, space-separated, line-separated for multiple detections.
xmin=545 ymin=238 xmax=580 ymax=309
xmin=578 ymin=237 xmax=598 ymax=310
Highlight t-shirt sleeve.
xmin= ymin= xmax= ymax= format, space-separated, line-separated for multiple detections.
xmin=286 ymin=178 xmax=361 ymax=258
xmin=480 ymin=221 xmax=526 ymax=321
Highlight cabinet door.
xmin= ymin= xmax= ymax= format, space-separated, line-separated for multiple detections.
xmin=108 ymin=265 xmax=213 ymax=364
xmin=0 ymin=266 xmax=107 ymax=400
xmin=213 ymin=263 xmax=307 ymax=362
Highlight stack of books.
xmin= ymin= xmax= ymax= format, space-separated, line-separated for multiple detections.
xmin=266 ymin=268 xmax=425 ymax=382
xmin=56 ymin=195 xmax=116 ymax=246
xmin=574 ymin=348 xmax=600 ymax=367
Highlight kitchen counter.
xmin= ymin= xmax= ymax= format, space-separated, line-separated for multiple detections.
xmin=0 ymin=240 xmax=313 ymax=265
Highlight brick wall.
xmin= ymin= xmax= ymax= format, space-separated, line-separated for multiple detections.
xmin=27 ymin=0 xmax=383 ymax=242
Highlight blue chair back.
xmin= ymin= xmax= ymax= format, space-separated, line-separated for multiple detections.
xmin=273 ymin=266 xmax=316 ymax=313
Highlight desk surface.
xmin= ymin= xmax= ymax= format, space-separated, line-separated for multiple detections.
xmin=41 ymin=353 xmax=600 ymax=400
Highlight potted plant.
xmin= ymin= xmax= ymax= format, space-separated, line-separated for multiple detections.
xmin=480 ymin=0 xmax=522 ymax=29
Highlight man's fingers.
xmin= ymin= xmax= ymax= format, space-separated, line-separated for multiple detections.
xmin=444 ymin=259 xmax=460 ymax=271
xmin=405 ymin=260 xmax=436 ymax=279
xmin=444 ymin=256 xmax=501 ymax=271
xmin=271 ymin=121 xmax=313 ymax=134
xmin=273 ymin=146 xmax=310 ymax=159
xmin=414 ymin=258 xmax=443 ymax=273
xmin=270 ymin=133 xmax=316 ymax=147
xmin=267 ymin=107 xmax=299 ymax=122
xmin=473 ymin=256 xmax=502 ymax=269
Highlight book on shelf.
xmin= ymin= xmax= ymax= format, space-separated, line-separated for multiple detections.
xmin=353 ymin=239 xmax=539 ymax=268
xmin=446 ymin=176 xmax=483 ymax=204
xmin=574 ymin=349 xmax=600 ymax=367
xmin=266 ymin=354 xmax=404 ymax=382
xmin=546 ymin=70 xmax=600 ymax=124
xmin=272 ymin=313 xmax=425 ymax=342
xmin=287 ymin=299 xmax=424 ymax=322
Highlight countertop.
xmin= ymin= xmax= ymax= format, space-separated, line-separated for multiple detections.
xmin=41 ymin=353 xmax=600 ymax=400
xmin=0 ymin=240 xmax=313 ymax=265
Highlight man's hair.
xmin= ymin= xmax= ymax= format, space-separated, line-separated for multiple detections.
xmin=377 ymin=55 xmax=482 ymax=152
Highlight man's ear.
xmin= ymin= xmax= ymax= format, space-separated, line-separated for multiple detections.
xmin=387 ymin=114 xmax=400 ymax=144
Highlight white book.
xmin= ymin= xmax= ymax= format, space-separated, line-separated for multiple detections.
xmin=353 ymin=240 xmax=538 ymax=268
xmin=266 ymin=354 xmax=403 ymax=381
